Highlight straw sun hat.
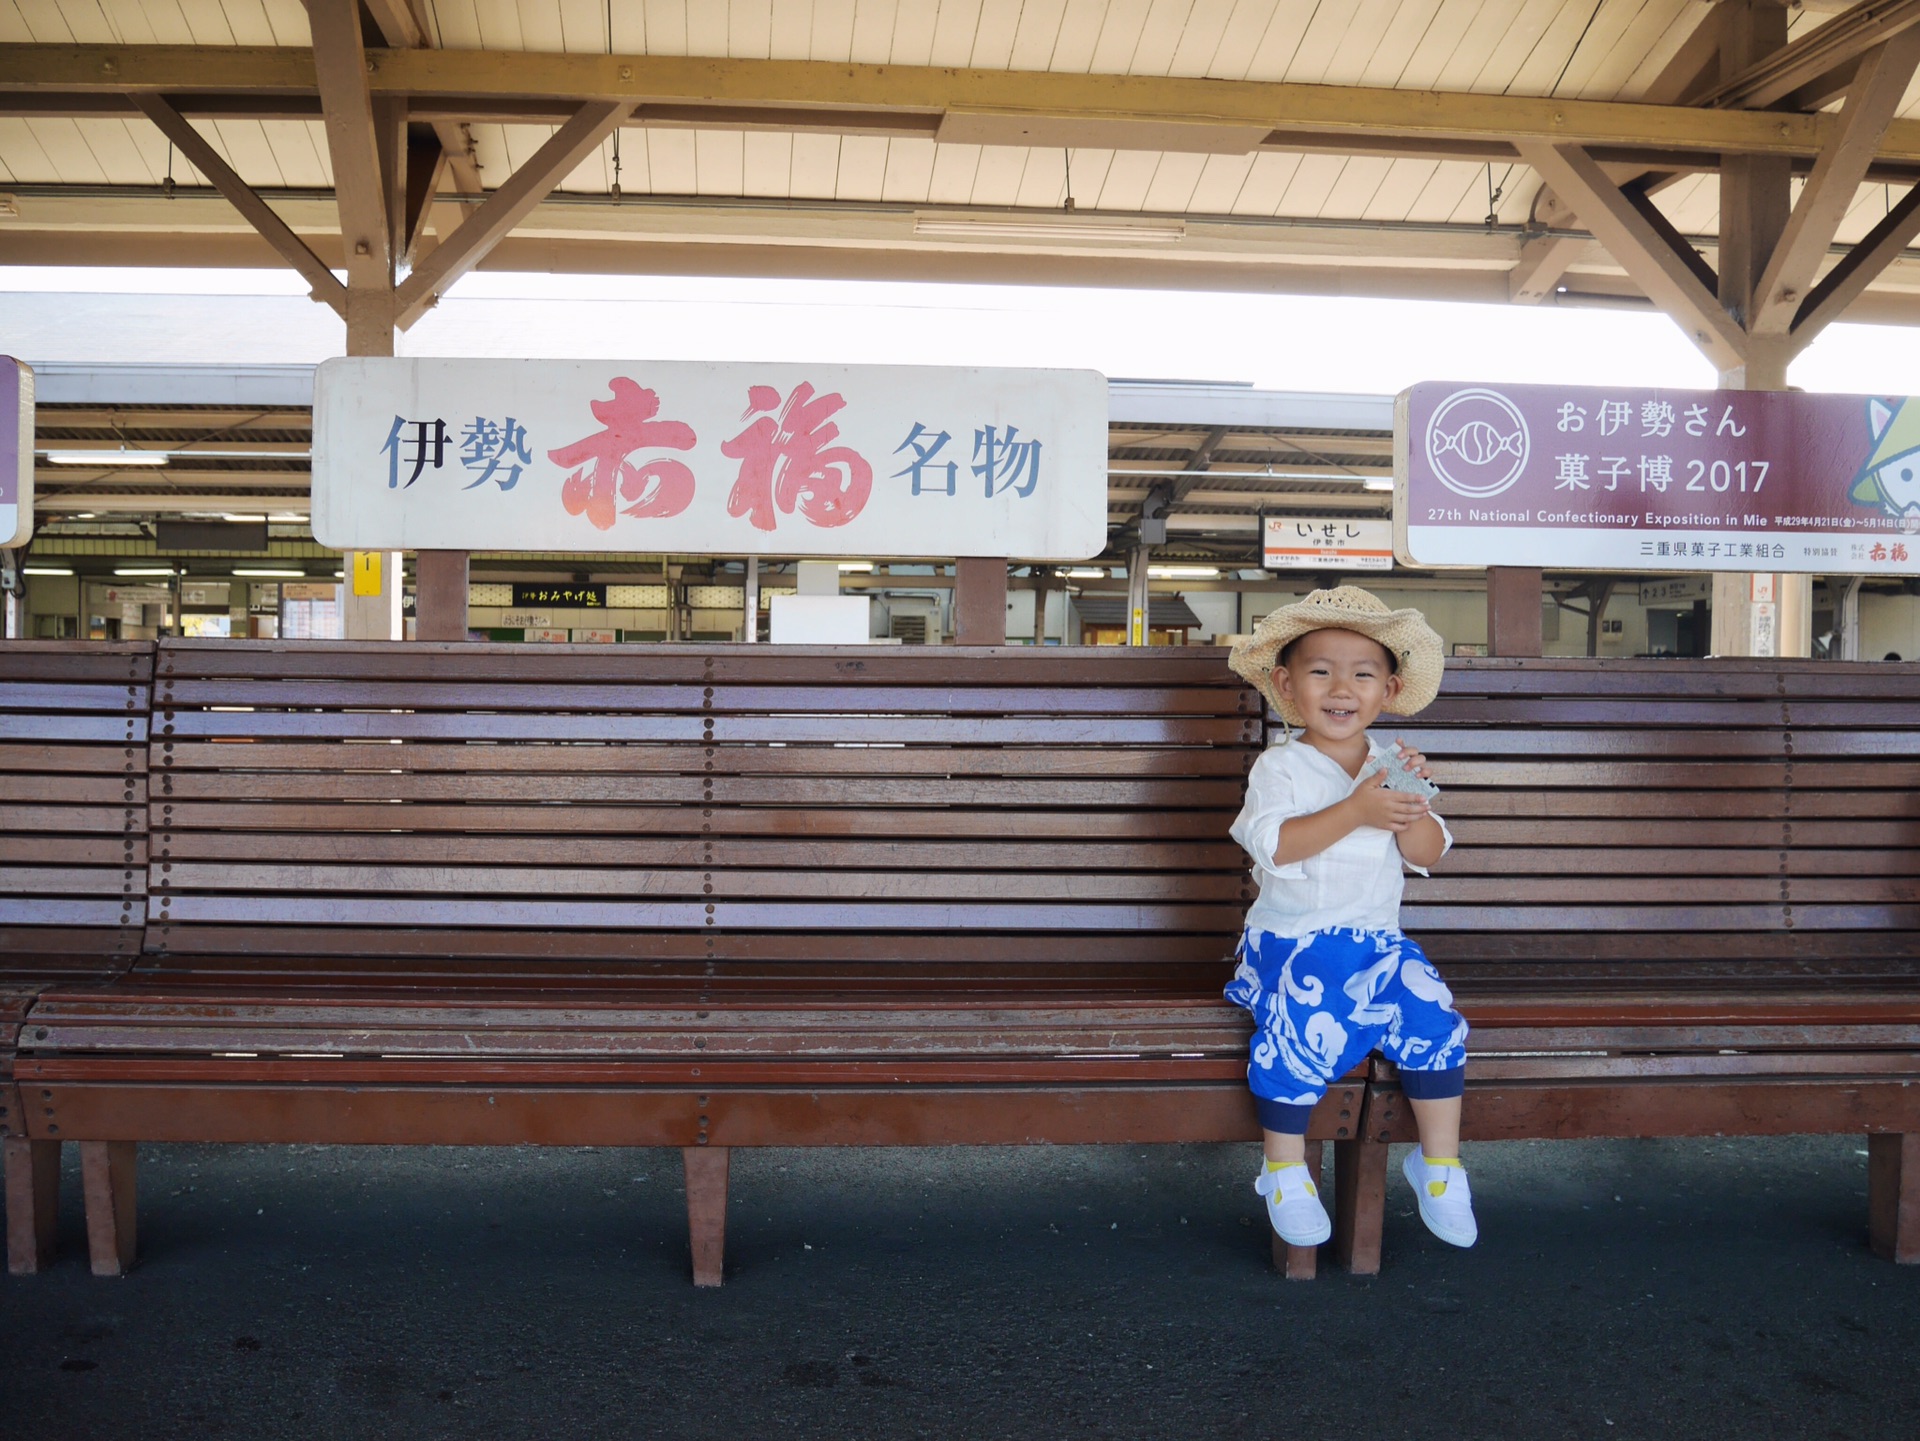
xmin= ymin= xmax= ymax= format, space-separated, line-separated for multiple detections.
xmin=1229 ymin=586 xmax=1444 ymax=729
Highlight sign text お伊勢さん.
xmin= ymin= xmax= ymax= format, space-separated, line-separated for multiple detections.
xmin=1395 ymin=382 xmax=1920 ymax=574
xmin=1 ymin=358 xmax=33 ymax=549
xmin=1264 ymin=516 xmax=1393 ymax=570
xmin=312 ymin=360 xmax=1107 ymax=560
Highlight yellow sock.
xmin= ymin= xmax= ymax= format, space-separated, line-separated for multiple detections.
xmin=1426 ymin=1156 xmax=1461 ymax=1168
xmin=1265 ymin=1159 xmax=1306 ymax=1172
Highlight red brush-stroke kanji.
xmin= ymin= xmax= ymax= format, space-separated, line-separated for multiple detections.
xmin=546 ymin=378 xmax=698 ymax=529
xmin=721 ymin=382 xmax=872 ymax=532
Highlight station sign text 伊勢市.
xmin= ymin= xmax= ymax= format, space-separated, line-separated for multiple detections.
xmin=313 ymin=360 xmax=1107 ymax=560
xmin=1395 ymin=381 xmax=1920 ymax=574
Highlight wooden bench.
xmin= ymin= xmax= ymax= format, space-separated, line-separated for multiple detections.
xmin=6 ymin=638 xmax=1375 ymax=1282
xmin=1341 ymin=658 xmax=1920 ymax=1269
xmin=0 ymin=642 xmax=151 ymax=1274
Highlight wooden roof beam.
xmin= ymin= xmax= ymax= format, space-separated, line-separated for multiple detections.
xmin=4 ymin=45 xmax=1912 ymax=162
xmin=129 ymin=93 xmax=346 ymax=315
xmin=1517 ymin=140 xmax=1746 ymax=371
xmin=394 ymin=100 xmax=633 ymax=329
xmin=1700 ymin=0 xmax=1920 ymax=110
xmin=1753 ymin=27 xmax=1920 ymax=336
xmin=307 ymin=1 xmax=390 ymax=292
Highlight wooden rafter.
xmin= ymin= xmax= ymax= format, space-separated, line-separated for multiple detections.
xmin=306 ymin=3 xmax=390 ymax=289
xmin=1794 ymin=182 xmax=1920 ymax=339
xmin=394 ymin=100 xmax=633 ymax=328
xmin=1700 ymin=0 xmax=1920 ymax=109
xmin=129 ymin=93 xmax=346 ymax=313
xmin=1753 ymin=27 xmax=1920 ymax=335
xmin=1517 ymin=140 xmax=1746 ymax=370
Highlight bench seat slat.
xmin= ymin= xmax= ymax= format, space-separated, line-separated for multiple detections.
xmin=152 ymin=803 xmax=1237 ymax=838
xmin=158 ymin=679 xmax=1256 ymax=716
xmin=151 ymin=772 xmax=1247 ymax=807
xmin=157 ymin=741 xmax=1256 ymax=779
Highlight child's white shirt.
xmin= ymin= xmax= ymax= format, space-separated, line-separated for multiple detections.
xmin=1229 ymin=731 xmax=1453 ymax=939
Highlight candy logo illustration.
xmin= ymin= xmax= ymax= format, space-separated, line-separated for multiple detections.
xmin=1850 ymin=397 xmax=1920 ymax=520
xmin=1424 ymin=388 xmax=1529 ymax=499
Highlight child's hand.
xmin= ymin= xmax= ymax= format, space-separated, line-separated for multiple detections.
xmin=1349 ymin=771 xmax=1431 ymax=832
xmin=1393 ymin=740 xmax=1434 ymax=780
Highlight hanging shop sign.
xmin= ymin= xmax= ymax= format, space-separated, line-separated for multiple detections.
xmin=511 ymin=582 xmax=607 ymax=608
xmin=1396 ymin=381 xmax=1920 ymax=574
xmin=313 ymin=359 xmax=1107 ymax=560
xmin=1 ymin=357 xmax=32 ymax=548
xmin=1263 ymin=515 xmax=1394 ymax=570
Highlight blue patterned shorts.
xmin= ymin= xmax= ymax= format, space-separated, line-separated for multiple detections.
xmin=1224 ymin=927 xmax=1470 ymax=1105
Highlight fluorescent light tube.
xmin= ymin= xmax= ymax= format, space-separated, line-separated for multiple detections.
xmin=47 ymin=450 xmax=169 ymax=467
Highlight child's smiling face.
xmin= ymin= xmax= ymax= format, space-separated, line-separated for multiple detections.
xmin=1273 ymin=627 xmax=1402 ymax=745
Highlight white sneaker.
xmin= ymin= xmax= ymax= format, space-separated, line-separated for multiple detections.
xmin=1403 ymin=1148 xmax=1478 ymax=1248
xmin=1254 ymin=1163 xmax=1332 ymax=1247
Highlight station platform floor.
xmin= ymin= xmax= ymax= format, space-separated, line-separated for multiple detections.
xmin=1 ymin=1134 xmax=1913 ymax=1439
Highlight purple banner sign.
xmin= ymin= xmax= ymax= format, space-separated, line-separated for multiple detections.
xmin=1 ymin=357 xmax=32 ymax=549
xmin=1394 ymin=381 xmax=1920 ymax=575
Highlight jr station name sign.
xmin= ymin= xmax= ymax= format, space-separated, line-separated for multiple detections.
xmin=1395 ymin=381 xmax=1920 ymax=575
xmin=314 ymin=359 xmax=1108 ymax=560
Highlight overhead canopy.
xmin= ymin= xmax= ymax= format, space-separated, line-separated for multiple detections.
xmin=6 ymin=0 xmax=1920 ymax=348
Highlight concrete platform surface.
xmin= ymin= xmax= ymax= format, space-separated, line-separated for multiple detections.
xmin=2 ymin=1135 xmax=1915 ymax=1440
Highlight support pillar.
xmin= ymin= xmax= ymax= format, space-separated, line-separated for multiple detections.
xmin=1713 ymin=2 xmax=1810 ymax=659
xmin=1486 ymin=567 xmax=1543 ymax=657
xmin=742 ymin=557 xmax=760 ymax=643
xmin=413 ymin=550 xmax=469 ymax=641
xmin=80 ymin=1140 xmax=136 ymax=1277
xmin=1125 ymin=544 xmax=1152 ymax=646
xmin=682 ymin=1145 xmax=729 ymax=1287
xmin=5 ymin=1136 xmax=60 ymax=1274
xmin=1331 ymin=1136 xmax=1387 ymax=1275
xmin=953 ymin=557 xmax=1008 ymax=646
xmin=1835 ymin=576 xmax=1863 ymax=661
xmin=342 ymin=550 xmax=404 ymax=641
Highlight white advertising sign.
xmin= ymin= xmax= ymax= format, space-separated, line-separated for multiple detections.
xmin=1263 ymin=516 xmax=1394 ymax=570
xmin=313 ymin=359 xmax=1107 ymax=560
xmin=2 ymin=357 xmax=32 ymax=549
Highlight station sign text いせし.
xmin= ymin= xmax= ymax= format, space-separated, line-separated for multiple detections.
xmin=1396 ymin=381 xmax=1920 ymax=575
xmin=1 ymin=358 xmax=32 ymax=549
xmin=313 ymin=359 xmax=1107 ymax=560
xmin=1264 ymin=516 xmax=1393 ymax=570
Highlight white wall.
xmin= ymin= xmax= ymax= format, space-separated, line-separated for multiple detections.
xmin=1861 ymin=591 xmax=1920 ymax=661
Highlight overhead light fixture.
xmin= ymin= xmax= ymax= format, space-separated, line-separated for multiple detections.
xmin=1148 ymin=565 xmax=1221 ymax=579
xmin=232 ymin=568 xmax=307 ymax=579
xmin=222 ymin=513 xmax=268 ymax=523
xmin=113 ymin=566 xmax=178 ymax=577
xmin=22 ymin=566 xmax=74 ymax=576
xmin=46 ymin=449 xmax=169 ymax=467
xmin=1064 ymin=567 xmax=1106 ymax=578
xmin=1362 ymin=478 xmax=1395 ymax=492
xmin=266 ymin=512 xmax=306 ymax=522
xmin=913 ymin=212 xmax=1186 ymax=243
xmin=71 ymin=512 xmax=97 ymax=519
xmin=837 ymin=562 xmax=875 ymax=572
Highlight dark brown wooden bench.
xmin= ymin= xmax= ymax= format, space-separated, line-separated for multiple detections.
xmin=7 ymin=638 xmax=1378 ymax=1282
xmin=0 ymin=642 xmax=151 ymax=1274
xmin=1342 ymin=659 xmax=1920 ymax=1269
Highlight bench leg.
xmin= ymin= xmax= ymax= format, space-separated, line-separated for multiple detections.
xmin=1269 ymin=1140 xmax=1324 ymax=1280
xmin=1869 ymin=1133 xmax=1919 ymax=1264
xmin=1332 ymin=1137 xmax=1387 ymax=1276
xmin=6 ymin=1138 xmax=61 ymax=1274
xmin=80 ymin=1141 xmax=136 ymax=1277
xmin=682 ymin=1145 xmax=729 ymax=1288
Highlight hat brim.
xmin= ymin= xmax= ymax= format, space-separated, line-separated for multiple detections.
xmin=1228 ymin=600 xmax=1444 ymax=728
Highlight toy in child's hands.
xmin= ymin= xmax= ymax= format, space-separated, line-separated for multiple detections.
xmin=1357 ymin=747 xmax=1440 ymax=800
